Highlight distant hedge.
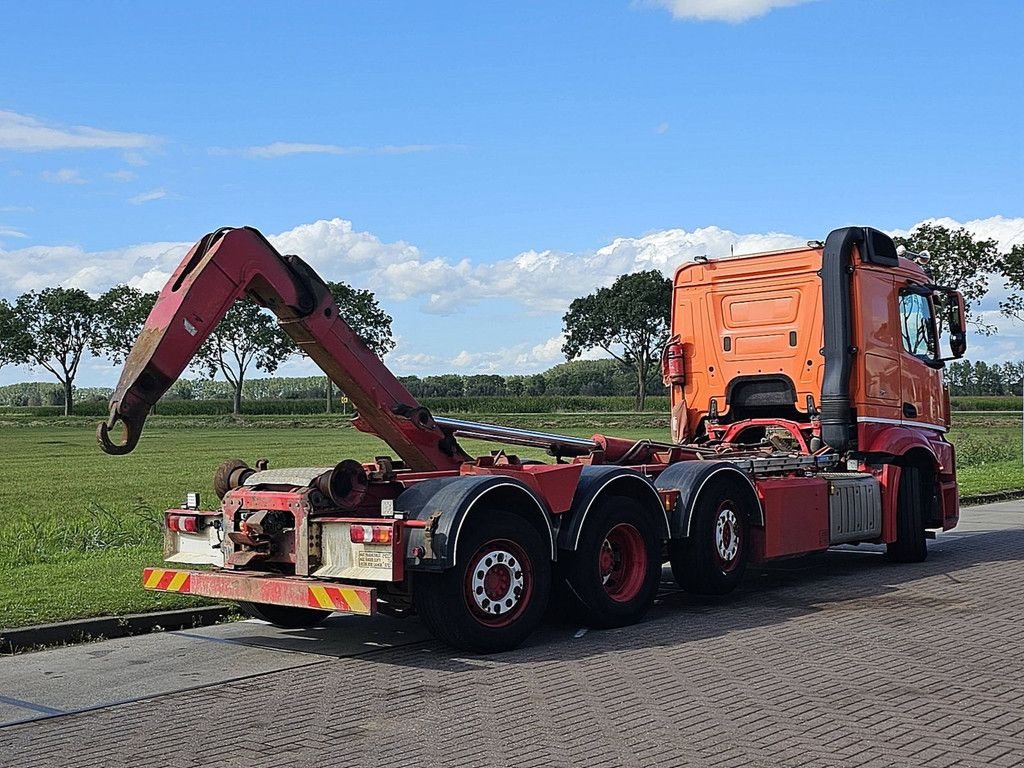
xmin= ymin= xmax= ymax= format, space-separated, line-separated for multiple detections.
xmin=4 ymin=393 xmax=1015 ymax=418
xmin=2 ymin=395 xmax=671 ymax=418
xmin=949 ymin=396 xmax=1019 ymax=411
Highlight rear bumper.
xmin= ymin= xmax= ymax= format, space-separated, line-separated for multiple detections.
xmin=142 ymin=567 xmax=377 ymax=616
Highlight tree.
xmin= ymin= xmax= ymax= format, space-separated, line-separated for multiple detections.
xmin=0 ymin=298 xmax=31 ymax=371
xmin=7 ymin=288 xmax=102 ymax=415
xmin=893 ymin=223 xmax=1000 ymax=334
xmin=944 ymin=360 xmax=971 ymax=395
xmin=196 ymin=300 xmax=294 ymax=415
xmin=526 ymin=374 xmax=547 ymax=397
xmin=997 ymin=243 xmax=1024 ymax=325
xmin=562 ymin=270 xmax=672 ymax=410
xmin=323 ymin=281 xmax=395 ymax=413
xmin=95 ymin=285 xmax=158 ymax=364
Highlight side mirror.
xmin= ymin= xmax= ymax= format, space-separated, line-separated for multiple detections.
xmin=949 ymin=292 xmax=967 ymax=358
xmin=933 ymin=287 xmax=967 ymax=359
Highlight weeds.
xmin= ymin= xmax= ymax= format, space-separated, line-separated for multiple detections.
xmin=2 ymin=498 xmax=163 ymax=566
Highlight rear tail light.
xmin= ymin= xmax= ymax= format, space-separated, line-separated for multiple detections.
xmin=168 ymin=514 xmax=201 ymax=533
xmin=350 ymin=525 xmax=392 ymax=544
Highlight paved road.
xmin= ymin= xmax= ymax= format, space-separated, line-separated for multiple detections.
xmin=1 ymin=502 xmax=1023 ymax=767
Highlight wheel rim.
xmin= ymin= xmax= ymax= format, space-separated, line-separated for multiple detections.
xmin=464 ymin=538 xmax=533 ymax=628
xmin=713 ymin=501 xmax=742 ymax=572
xmin=598 ymin=523 xmax=648 ymax=603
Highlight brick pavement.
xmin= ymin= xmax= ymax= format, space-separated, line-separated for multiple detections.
xmin=2 ymin=528 xmax=1023 ymax=767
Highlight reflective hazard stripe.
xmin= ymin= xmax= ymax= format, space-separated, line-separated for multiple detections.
xmin=307 ymin=585 xmax=369 ymax=614
xmin=141 ymin=567 xmax=375 ymax=615
xmin=143 ymin=568 xmax=192 ymax=593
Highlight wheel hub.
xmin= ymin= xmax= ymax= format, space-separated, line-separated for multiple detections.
xmin=715 ymin=505 xmax=739 ymax=563
xmin=599 ymin=542 xmax=617 ymax=581
xmin=470 ymin=548 xmax=524 ymax=616
xmin=599 ymin=523 xmax=647 ymax=602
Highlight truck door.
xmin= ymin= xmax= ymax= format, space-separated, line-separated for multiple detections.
xmin=896 ymin=286 xmax=944 ymax=427
xmin=852 ymin=270 xmax=902 ymax=422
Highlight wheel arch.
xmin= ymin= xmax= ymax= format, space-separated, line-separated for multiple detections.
xmin=396 ymin=475 xmax=556 ymax=572
xmin=655 ymin=461 xmax=763 ymax=538
xmin=897 ymin=446 xmax=942 ymax=527
xmin=557 ymin=466 xmax=669 ymax=552
xmin=860 ymin=424 xmax=942 ymax=467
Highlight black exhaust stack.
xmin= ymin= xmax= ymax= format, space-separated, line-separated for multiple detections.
xmin=819 ymin=226 xmax=898 ymax=453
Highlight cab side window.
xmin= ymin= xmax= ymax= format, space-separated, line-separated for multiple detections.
xmin=898 ymin=290 xmax=937 ymax=359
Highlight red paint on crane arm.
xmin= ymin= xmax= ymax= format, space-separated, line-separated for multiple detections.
xmin=98 ymin=227 xmax=467 ymax=472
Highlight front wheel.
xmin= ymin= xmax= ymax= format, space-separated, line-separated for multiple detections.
xmin=236 ymin=601 xmax=332 ymax=628
xmin=414 ymin=510 xmax=550 ymax=653
xmin=670 ymin=479 xmax=751 ymax=595
xmin=556 ymin=496 xmax=663 ymax=628
xmin=886 ymin=465 xmax=928 ymax=563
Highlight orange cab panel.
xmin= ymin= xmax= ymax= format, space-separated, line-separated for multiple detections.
xmin=671 ymin=247 xmax=823 ymax=442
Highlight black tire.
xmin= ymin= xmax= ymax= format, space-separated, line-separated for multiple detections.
xmin=886 ymin=465 xmax=928 ymax=563
xmin=414 ymin=510 xmax=550 ymax=654
xmin=556 ymin=496 xmax=662 ymax=628
xmin=669 ymin=478 xmax=751 ymax=595
xmin=236 ymin=601 xmax=332 ymax=628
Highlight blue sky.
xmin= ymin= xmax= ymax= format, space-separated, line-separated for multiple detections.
xmin=1 ymin=0 xmax=1022 ymax=387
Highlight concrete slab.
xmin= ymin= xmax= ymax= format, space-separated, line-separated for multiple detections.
xmin=0 ymin=613 xmax=431 ymax=725
xmin=956 ymin=499 xmax=1024 ymax=531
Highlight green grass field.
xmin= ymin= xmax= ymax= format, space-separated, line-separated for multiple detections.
xmin=1 ymin=411 xmax=1021 ymax=628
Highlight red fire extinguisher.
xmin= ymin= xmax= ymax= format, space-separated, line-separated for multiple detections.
xmin=662 ymin=336 xmax=685 ymax=386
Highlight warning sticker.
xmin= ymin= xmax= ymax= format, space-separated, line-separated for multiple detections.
xmin=357 ymin=549 xmax=392 ymax=570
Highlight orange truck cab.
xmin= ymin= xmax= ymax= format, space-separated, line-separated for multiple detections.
xmin=664 ymin=226 xmax=967 ymax=533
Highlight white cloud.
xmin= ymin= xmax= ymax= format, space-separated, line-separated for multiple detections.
xmin=107 ymin=170 xmax=137 ymax=183
xmin=0 ymin=227 xmax=27 ymax=239
xmin=0 ymin=109 xmax=159 ymax=151
xmin=211 ymin=142 xmax=449 ymax=159
xmin=531 ymin=335 xmax=567 ymax=363
xmin=128 ymin=188 xmax=168 ymax=205
xmin=122 ymin=151 xmax=148 ymax=167
xmin=638 ymin=0 xmax=817 ymax=23
xmin=655 ymin=121 xmax=670 ymax=135
xmin=268 ymin=218 xmax=808 ymax=317
xmin=451 ymin=350 xmax=477 ymax=369
xmin=388 ymin=352 xmax=444 ymax=373
xmin=0 ymin=205 xmax=33 ymax=213
xmin=0 ymin=239 xmax=191 ymax=296
xmin=891 ymin=215 xmax=1024 ymax=252
xmin=41 ymin=168 xmax=86 ymax=184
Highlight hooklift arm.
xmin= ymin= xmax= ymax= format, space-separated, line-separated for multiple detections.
xmin=97 ymin=226 xmax=468 ymax=472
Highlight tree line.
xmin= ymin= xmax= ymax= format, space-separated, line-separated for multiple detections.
xmin=945 ymin=360 xmax=1024 ymax=396
xmin=0 ymin=358 xmax=663 ymax=408
xmin=0 ymin=281 xmax=393 ymax=416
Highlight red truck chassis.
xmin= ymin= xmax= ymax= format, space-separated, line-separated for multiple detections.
xmin=100 ymin=225 xmax=965 ymax=652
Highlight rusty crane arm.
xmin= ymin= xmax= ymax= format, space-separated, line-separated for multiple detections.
xmin=97 ymin=226 xmax=468 ymax=471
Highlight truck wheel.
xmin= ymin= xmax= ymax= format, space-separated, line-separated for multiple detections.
xmin=886 ymin=465 xmax=928 ymax=563
xmin=236 ymin=601 xmax=332 ymax=628
xmin=414 ymin=510 xmax=550 ymax=654
xmin=557 ymin=497 xmax=662 ymax=628
xmin=669 ymin=479 xmax=750 ymax=595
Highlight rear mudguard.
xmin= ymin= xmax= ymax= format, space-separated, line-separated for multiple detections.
xmin=654 ymin=461 xmax=764 ymax=538
xmin=556 ymin=465 xmax=669 ymax=551
xmin=397 ymin=475 xmax=556 ymax=572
